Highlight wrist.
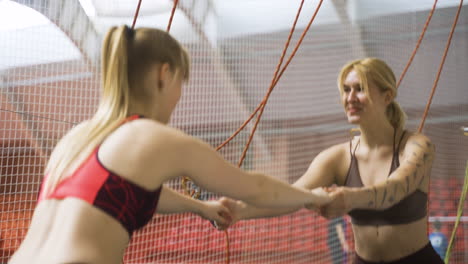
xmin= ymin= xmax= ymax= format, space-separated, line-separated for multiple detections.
xmin=192 ymin=199 xmax=205 ymax=216
xmin=343 ymin=187 xmax=360 ymax=211
xmin=236 ymin=201 xmax=249 ymax=220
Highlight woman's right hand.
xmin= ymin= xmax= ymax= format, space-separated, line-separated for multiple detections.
xmin=316 ymin=186 xmax=353 ymax=219
xmin=198 ymin=200 xmax=233 ymax=229
xmin=305 ymin=187 xmax=332 ymax=211
xmin=215 ymin=197 xmax=246 ymax=229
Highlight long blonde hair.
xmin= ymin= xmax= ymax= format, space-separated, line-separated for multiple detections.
xmin=43 ymin=26 xmax=190 ymax=196
xmin=337 ymin=57 xmax=406 ymax=129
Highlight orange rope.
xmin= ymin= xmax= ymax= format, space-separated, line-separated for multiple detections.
xmin=221 ymin=1 xmax=324 ymax=261
xmin=131 ymin=0 xmax=143 ymax=29
xmin=396 ymin=0 xmax=438 ymax=89
xmin=421 ymin=1 xmax=463 ymax=243
xmin=418 ymin=0 xmax=463 ymax=133
xmin=167 ymin=0 xmax=179 ymax=32
xmin=235 ymin=0 xmax=306 ymax=163
xmin=215 ymin=0 xmax=306 ymax=151
xmin=219 ymin=1 xmax=306 ymax=260
xmin=238 ymin=0 xmax=323 ymax=166
xmin=394 ymin=0 xmax=463 ymax=247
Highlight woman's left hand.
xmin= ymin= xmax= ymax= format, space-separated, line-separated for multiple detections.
xmin=318 ymin=186 xmax=352 ymax=219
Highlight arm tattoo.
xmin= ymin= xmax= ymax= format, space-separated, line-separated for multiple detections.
xmin=418 ymin=173 xmax=426 ymax=187
xmin=373 ymin=187 xmax=377 ymax=209
xmin=406 ymin=159 xmax=422 ymax=167
xmin=391 ymin=184 xmax=398 ymax=202
xmin=423 ymin=153 xmax=430 ymax=162
xmin=365 ymin=188 xmax=374 ymax=207
xmin=398 ymin=182 xmax=406 ymax=197
xmin=381 ymin=186 xmax=388 ymax=206
xmin=411 ymin=141 xmax=424 ymax=149
xmin=405 ymin=176 xmax=410 ymax=194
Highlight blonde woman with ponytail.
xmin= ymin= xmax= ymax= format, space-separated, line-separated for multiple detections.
xmin=220 ymin=58 xmax=442 ymax=263
xmin=9 ymin=26 xmax=331 ymax=264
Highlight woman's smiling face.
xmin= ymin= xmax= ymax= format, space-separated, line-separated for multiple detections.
xmin=341 ymin=70 xmax=390 ymax=125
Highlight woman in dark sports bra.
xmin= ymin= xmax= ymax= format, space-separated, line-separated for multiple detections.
xmin=220 ymin=58 xmax=442 ymax=264
xmin=8 ymin=26 xmax=331 ymax=264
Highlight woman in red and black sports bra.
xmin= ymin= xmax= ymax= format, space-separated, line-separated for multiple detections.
xmin=220 ymin=58 xmax=443 ymax=264
xmin=8 ymin=26 xmax=331 ymax=264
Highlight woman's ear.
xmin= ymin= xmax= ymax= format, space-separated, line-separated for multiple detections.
xmin=384 ymin=90 xmax=393 ymax=105
xmin=158 ymin=63 xmax=171 ymax=90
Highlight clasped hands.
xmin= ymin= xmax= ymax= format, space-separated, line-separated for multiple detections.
xmin=307 ymin=185 xmax=353 ymax=219
xmin=205 ymin=186 xmax=353 ymax=231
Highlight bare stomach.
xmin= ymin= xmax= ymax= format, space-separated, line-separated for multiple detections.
xmin=9 ymin=198 xmax=130 ymax=264
xmin=352 ymin=218 xmax=429 ymax=262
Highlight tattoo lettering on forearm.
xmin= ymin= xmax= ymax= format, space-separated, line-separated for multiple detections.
xmin=391 ymin=184 xmax=398 ymax=202
xmin=411 ymin=141 xmax=424 ymax=149
xmin=398 ymin=182 xmax=406 ymax=198
xmin=373 ymin=187 xmax=377 ymax=209
xmin=418 ymin=172 xmax=426 ymax=187
xmin=423 ymin=152 xmax=431 ymax=162
xmin=381 ymin=187 xmax=388 ymax=206
xmin=405 ymin=176 xmax=410 ymax=194
xmin=365 ymin=188 xmax=375 ymax=207
xmin=406 ymin=159 xmax=422 ymax=168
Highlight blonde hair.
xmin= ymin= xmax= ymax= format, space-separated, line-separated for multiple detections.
xmin=337 ymin=57 xmax=406 ymax=129
xmin=43 ymin=26 xmax=190 ymax=195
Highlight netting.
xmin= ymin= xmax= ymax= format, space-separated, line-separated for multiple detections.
xmin=1 ymin=0 xmax=467 ymax=263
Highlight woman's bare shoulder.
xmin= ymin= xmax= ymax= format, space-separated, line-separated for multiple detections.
xmin=401 ymin=131 xmax=434 ymax=151
xmin=322 ymin=140 xmax=352 ymax=159
xmin=311 ymin=141 xmax=351 ymax=171
xmin=100 ymin=119 xmax=193 ymax=162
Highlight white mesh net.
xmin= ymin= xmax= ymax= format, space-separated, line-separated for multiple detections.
xmin=1 ymin=0 xmax=467 ymax=263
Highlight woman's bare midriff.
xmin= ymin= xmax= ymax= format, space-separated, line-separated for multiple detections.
xmin=9 ymin=198 xmax=130 ymax=264
xmin=352 ymin=217 xmax=429 ymax=262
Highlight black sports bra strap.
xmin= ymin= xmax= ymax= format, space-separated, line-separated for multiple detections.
xmin=393 ymin=130 xmax=406 ymax=167
xmin=397 ymin=130 xmax=407 ymax=152
xmin=351 ymin=138 xmax=360 ymax=156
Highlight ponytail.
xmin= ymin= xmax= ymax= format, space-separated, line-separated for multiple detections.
xmin=387 ymin=101 xmax=407 ymax=130
xmin=43 ymin=26 xmax=190 ymax=196
xmin=43 ymin=26 xmax=132 ymax=196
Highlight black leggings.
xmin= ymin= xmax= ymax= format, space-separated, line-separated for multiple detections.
xmin=354 ymin=243 xmax=444 ymax=264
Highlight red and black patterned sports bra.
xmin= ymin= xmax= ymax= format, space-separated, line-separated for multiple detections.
xmin=344 ymin=130 xmax=427 ymax=226
xmin=38 ymin=115 xmax=162 ymax=235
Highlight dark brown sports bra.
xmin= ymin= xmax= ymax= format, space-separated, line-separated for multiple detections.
xmin=344 ymin=130 xmax=427 ymax=226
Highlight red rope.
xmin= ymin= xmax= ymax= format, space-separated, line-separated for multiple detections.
xmin=131 ymin=0 xmax=143 ymax=29
xmin=238 ymin=0 xmax=324 ymax=167
xmin=385 ymin=0 xmax=462 ymax=242
xmin=418 ymin=0 xmax=463 ymax=132
xmin=396 ymin=0 xmax=438 ymax=89
xmin=215 ymin=1 xmax=323 ymax=263
xmin=167 ymin=0 xmax=179 ymax=32
xmin=216 ymin=0 xmax=306 ymax=152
